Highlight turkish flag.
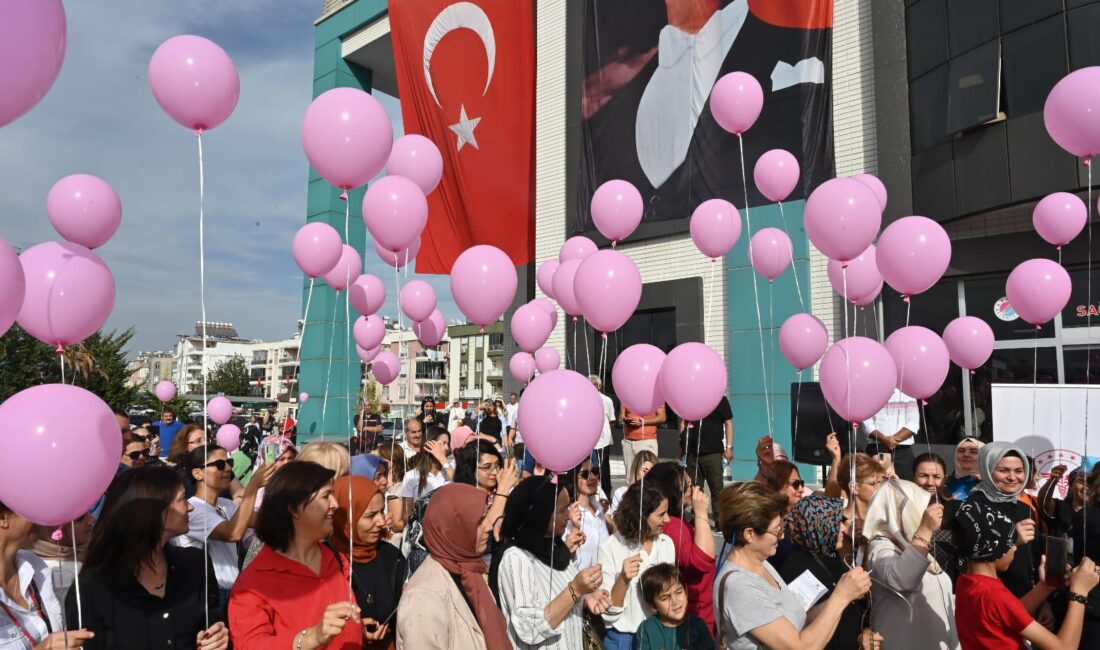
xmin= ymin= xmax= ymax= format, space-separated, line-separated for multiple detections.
xmin=388 ymin=0 xmax=535 ymax=274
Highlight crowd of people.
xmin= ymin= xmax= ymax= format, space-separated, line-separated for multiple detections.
xmin=1 ymin=383 xmax=1099 ymax=650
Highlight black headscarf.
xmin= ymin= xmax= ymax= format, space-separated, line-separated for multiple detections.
xmin=956 ymin=498 xmax=1017 ymax=561
xmin=489 ymin=476 xmax=571 ymax=600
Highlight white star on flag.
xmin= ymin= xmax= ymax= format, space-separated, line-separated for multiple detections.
xmin=449 ymin=104 xmax=481 ymax=151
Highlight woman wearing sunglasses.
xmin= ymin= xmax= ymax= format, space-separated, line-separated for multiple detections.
xmin=120 ymin=439 xmax=149 ymax=471
xmin=760 ymin=460 xmax=805 ymax=513
xmin=562 ymin=453 xmax=613 ymax=570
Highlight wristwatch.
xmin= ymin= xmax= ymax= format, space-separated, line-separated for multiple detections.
xmin=1069 ymin=592 xmax=1089 ymax=606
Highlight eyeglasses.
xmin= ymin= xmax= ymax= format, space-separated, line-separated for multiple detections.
xmin=859 ymin=478 xmax=885 ymax=488
xmin=478 ymin=463 xmax=502 ymax=474
xmin=755 ymin=526 xmax=785 ymax=539
xmin=789 ymin=479 xmax=805 ymax=490
xmin=579 ymin=469 xmax=598 ymax=480
xmin=126 ymin=450 xmax=149 ymax=460
xmin=206 ymin=459 xmax=234 ymax=471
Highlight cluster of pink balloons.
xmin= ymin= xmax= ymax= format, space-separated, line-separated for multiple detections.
xmin=538 ymin=237 xmax=642 ymax=334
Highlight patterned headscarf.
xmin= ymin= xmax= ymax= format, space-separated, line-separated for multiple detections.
xmin=254 ymin=434 xmax=297 ymax=468
xmin=783 ymin=495 xmax=846 ymax=559
xmin=956 ymin=498 xmax=1017 ymax=561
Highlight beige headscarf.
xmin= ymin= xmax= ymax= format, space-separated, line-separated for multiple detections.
xmin=862 ymin=478 xmax=940 ymax=573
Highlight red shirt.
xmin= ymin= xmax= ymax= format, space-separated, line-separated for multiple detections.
xmin=664 ymin=516 xmax=716 ymax=631
xmin=229 ymin=544 xmax=363 ymax=650
xmin=956 ymin=574 xmax=1033 ymax=650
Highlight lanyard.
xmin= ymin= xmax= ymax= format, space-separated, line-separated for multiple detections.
xmin=0 ymin=581 xmax=49 ymax=648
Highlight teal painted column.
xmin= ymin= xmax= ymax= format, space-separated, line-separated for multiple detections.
xmin=726 ymin=201 xmax=813 ymax=480
xmin=300 ymin=1 xmax=388 ymax=442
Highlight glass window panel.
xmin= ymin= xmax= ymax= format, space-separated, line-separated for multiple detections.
xmin=946 ymin=41 xmax=1002 ymax=135
xmin=1063 ymin=348 xmax=1100 ymax=384
xmin=972 ymin=346 xmax=1059 ymax=440
xmin=1068 ymin=4 xmax=1100 ymax=68
xmin=1002 ymin=15 xmax=1067 ymax=117
xmin=883 ymin=279 xmax=960 ymax=336
xmin=908 ymin=0 xmax=949 ymax=78
xmin=999 ymin=0 xmax=1062 ymax=33
xmin=921 ymin=368 xmax=967 ymax=444
xmin=948 ymin=0 xmax=999 ymax=56
xmin=911 ymin=65 xmax=950 ymax=153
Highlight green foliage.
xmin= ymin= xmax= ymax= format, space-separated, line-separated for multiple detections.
xmin=364 ymin=375 xmax=381 ymax=413
xmin=206 ymin=354 xmax=250 ymax=397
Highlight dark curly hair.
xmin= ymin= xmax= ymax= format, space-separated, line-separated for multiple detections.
xmin=613 ymin=480 xmax=668 ymax=543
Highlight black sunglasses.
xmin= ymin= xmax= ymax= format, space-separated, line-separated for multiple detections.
xmin=126 ymin=450 xmax=149 ymax=460
xmin=579 ymin=469 xmax=598 ymax=480
xmin=789 ymin=479 xmax=805 ymax=490
xmin=206 ymin=459 xmax=234 ymax=471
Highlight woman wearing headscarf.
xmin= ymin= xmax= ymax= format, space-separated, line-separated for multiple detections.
xmin=332 ymin=476 xmax=406 ymax=650
xmin=863 ymin=479 xmax=957 ymax=650
xmin=777 ymin=496 xmax=869 ymax=650
xmin=489 ymin=476 xmax=612 ymax=649
xmin=395 ymin=483 xmax=508 ymax=649
xmin=945 ymin=437 xmax=984 ymax=501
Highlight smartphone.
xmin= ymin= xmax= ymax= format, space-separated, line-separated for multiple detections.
xmin=1044 ymin=536 xmax=1068 ymax=588
xmin=264 ymin=444 xmax=278 ymax=465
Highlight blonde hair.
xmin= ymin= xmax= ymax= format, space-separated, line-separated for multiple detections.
xmin=836 ymin=453 xmax=884 ymax=496
xmin=296 ymin=442 xmax=350 ymax=479
xmin=630 ymin=450 xmax=658 ymax=484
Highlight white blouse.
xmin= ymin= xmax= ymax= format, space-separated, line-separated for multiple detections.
xmin=568 ymin=501 xmax=610 ymax=570
xmin=596 ymin=533 xmax=676 ymax=634
xmin=0 ymin=551 xmax=64 ymax=650
xmin=496 ymin=546 xmax=585 ymax=650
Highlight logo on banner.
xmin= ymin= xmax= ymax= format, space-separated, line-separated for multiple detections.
xmin=1034 ymin=448 xmax=1083 ymax=498
xmin=994 ymin=297 xmax=1018 ymax=322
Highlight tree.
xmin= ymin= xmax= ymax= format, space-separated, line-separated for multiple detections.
xmin=364 ymin=376 xmax=382 ymax=414
xmin=206 ymin=355 xmax=250 ymax=396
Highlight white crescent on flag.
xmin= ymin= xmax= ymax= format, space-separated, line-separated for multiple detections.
xmin=422 ymin=2 xmax=496 ymax=108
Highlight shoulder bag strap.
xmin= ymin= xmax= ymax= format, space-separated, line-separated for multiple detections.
xmin=716 ymin=570 xmax=735 ymax=650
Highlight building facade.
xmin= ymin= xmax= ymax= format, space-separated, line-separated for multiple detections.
xmin=446 ymin=322 xmax=504 ymax=405
xmin=126 ymin=351 xmax=176 ymax=393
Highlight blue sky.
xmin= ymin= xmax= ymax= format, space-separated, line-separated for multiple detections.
xmin=0 ymin=0 xmax=457 ymax=354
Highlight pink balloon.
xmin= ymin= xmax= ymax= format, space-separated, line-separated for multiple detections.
xmin=0 ymin=384 xmax=120 ymax=525
xmin=207 ymin=396 xmax=233 ymax=426
xmin=511 ymin=302 xmax=554 ymax=353
xmin=450 ymin=245 xmax=518 ymax=327
xmin=0 ymin=0 xmax=65 ymax=128
xmin=363 ymin=175 xmax=428 ymax=252
xmin=517 ymin=369 xmax=605 ymax=472
xmin=819 ymin=337 xmax=898 ymax=423
xmin=591 ymin=180 xmax=644 ymax=243
xmin=876 ymin=216 xmax=951 ymax=297
xmin=710 ymin=72 xmax=764 ymax=135
xmin=943 ymin=316 xmax=995 ymax=370
xmin=372 ymin=351 xmax=401 ymax=385
xmin=852 ymin=280 xmax=884 ymax=307
xmin=534 ymin=347 xmax=561 ymax=373
xmin=354 ymin=315 xmax=386 ymax=351
xmin=216 ymin=424 xmax=241 ymax=453
xmin=17 ymin=242 xmax=115 ymax=349
xmin=349 ymin=274 xmax=386 ymax=316
xmin=302 ymin=87 xmax=393 ymax=190
xmin=386 ymin=134 xmax=443 ymax=194
xmin=658 ymin=343 xmax=727 ymax=421
xmin=558 ymin=236 xmax=598 ymax=263
xmin=155 ymin=380 xmax=177 ymax=403
xmin=574 ymin=250 xmax=642 ymax=333
xmin=531 ymin=298 xmax=559 ymax=331
xmin=749 ymin=227 xmax=793 ymax=281
xmin=690 ymin=199 xmax=742 ymax=259
xmin=754 ymin=150 xmax=800 ymax=203
xmin=357 ymin=345 xmax=381 ymax=364
xmin=0 ymin=238 xmax=25 ymax=338
xmin=779 ymin=314 xmax=828 ymax=370
xmin=552 ymin=259 xmax=583 ymax=317
xmin=884 ymin=326 xmax=950 ymax=400
xmin=805 ymin=178 xmax=882 ymax=263
xmin=399 ymin=280 xmax=437 ymax=323
xmin=46 ymin=174 xmax=122 ymax=250
xmin=149 ymin=35 xmax=239 ymax=132
xmin=537 ymin=259 xmax=559 ymax=300
xmin=827 ymin=245 xmax=881 ymax=303
xmin=293 ymin=222 xmax=343 ymax=279
xmin=298 ymin=392 xmax=310 ymax=404
xmin=414 ymin=309 xmax=446 ymax=347
xmin=374 ymin=237 xmax=420 ymax=269
xmin=1044 ymin=67 xmax=1100 ymax=158
xmin=322 ymin=245 xmax=361 ymax=291
xmin=509 ymin=352 xmax=536 ymax=385
xmin=611 ymin=344 xmax=666 ymax=415
xmin=1033 ymin=192 xmax=1087 ymax=247
xmin=1005 ymin=258 xmax=1072 ymax=326
xmin=852 ymin=174 xmax=887 ymax=211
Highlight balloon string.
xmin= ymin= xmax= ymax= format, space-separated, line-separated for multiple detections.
xmin=1085 ymin=158 xmax=1093 ymax=553
xmin=59 ymin=353 xmax=66 ymax=385
xmin=769 ymin=282 xmax=776 ymax=436
xmin=777 ymin=202 xmax=806 ymax=311
xmin=292 ymin=279 xmax=316 ymax=405
xmin=320 ymin=292 xmax=341 ymax=441
xmin=871 ymin=294 xmax=881 ymax=343
xmin=739 ymin=134 xmax=772 ymax=437
xmin=549 ymin=483 xmax=558 ymax=603
xmin=842 ymin=267 xmax=856 ymax=554
xmin=706 ymin=258 xmax=716 ymax=329
xmin=794 ymin=371 xmax=803 ymax=452
xmin=582 ymin=317 xmax=591 ymax=378
xmin=55 ymin=534 xmax=69 ymax=649
xmin=71 ymin=520 xmax=83 ymax=628
xmin=898 ymin=299 xmax=912 ymax=402
xmin=344 ymin=198 xmax=354 ymax=442
xmin=196 ymin=130 xmax=211 ymax=630
xmin=1032 ymin=327 xmax=1039 ymax=460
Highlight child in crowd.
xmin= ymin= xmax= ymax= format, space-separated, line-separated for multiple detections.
xmin=636 ymin=563 xmax=715 ymax=650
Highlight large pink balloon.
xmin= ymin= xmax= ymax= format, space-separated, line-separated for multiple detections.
xmin=17 ymin=242 xmax=115 ymax=349
xmin=386 ymin=134 xmax=443 ymax=194
xmin=509 ymin=352 xmax=536 ymax=385
xmin=293 ymin=222 xmax=343 ymax=278
xmin=322 ymin=245 xmax=361 ymax=291
xmin=1033 ymin=192 xmax=1087 ymax=247
xmin=754 ymin=150 xmax=799 ymax=203
xmin=450 ymin=245 xmax=518 ymax=327
xmin=710 ymin=72 xmax=764 ymax=135
xmin=1005 ymin=258 xmax=1072 ymax=326
xmin=852 ymin=174 xmax=887 ymax=211
xmin=357 ymin=345 xmax=381 ymax=364
xmin=749 ymin=227 xmax=793 ymax=281
xmin=853 ymin=280 xmax=884 ymax=307
xmin=659 ymin=343 xmax=727 ymax=421
xmin=0 ymin=384 xmax=119 ymax=525
xmin=216 ymin=424 xmax=241 ymax=453
xmin=46 ymin=174 xmax=122 ymax=250
xmin=535 ymin=347 xmax=561 ymax=373
xmin=149 ymin=35 xmax=239 ymax=132
xmin=349 ymin=274 xmax=386 ymax=316
xmin=552 ymin=259 xmax=583 ymax=317
xmin=575 ymin=250 xmax=643 ymax=333
xmin=518 ymin=369 xmax=605 ymax=472
xmin=876 ymin=216 xmax=951 ymax=297
xmin=805 ymin=178 xmax=882 ymax=263
xmin=612 ymin=344 xmax=666 ymax=415
xmin=884 ymin=326 xmax=950 ymax=400
xmin=827 ymin=245 xmax=881 ymax=303
xmin=414 ymin=309 xmax=446 ymax=347
xmin=372 ymin=351 xmax=401 ymax=385
xmin=779 ymin=314 xmax=829 ymax=370
xmin=374 ymin=237 xmax=420 ymax=269
xmin=1044 ymin=67 xmax=1100 ymax=158
xmin=537 ymin=260 xmax=559 ymax=300
xmin=354 ymin=315 xmax=386 ymax=351
xmin=0 ymin=0 xmax=65 ymax=128
xmin=207 ymin=396 xmax=233 ymax=426
xmin=399 ymin=280 xmax=437 ymax=323
xmin=0 ymin=238 xmax=25 ymax=338
xmin=531 ymin=298 xmax=559 ymax=331
xmin=155 ymin=380 xmax=177 ymax=403
xmin=690 ymin=199 xmax=742 ymax=259
xmin=943 ymin=316 xmax=995 ymax=370
xmin=511 ymin=302 xmax=554 ymax=353
xmin=302 ymin=88 xmax=393 ymax=190
xmin=591 ymin=180 xmax=643 ymax=243
xmin=819 ymin=337 xmax=898 ymax=423
xmin=558 ymin=236 xmax=598 ymax=263
xmin=363 ymin=175 xmax=428 ymax=252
